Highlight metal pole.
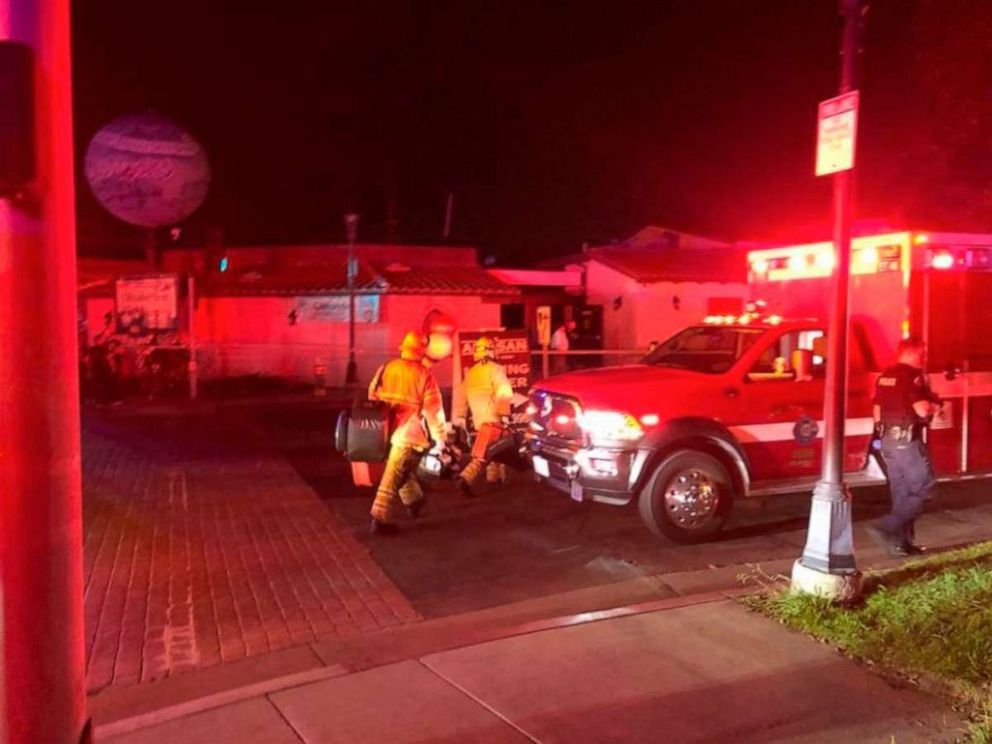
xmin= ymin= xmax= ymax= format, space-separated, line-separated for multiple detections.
xmin=188 ymin=273 xmax=198 ymax=400
xmin=960 ymin=359 xmax=970 ymax=473
xmin=443 ymin=191 xmax=454 ymax=240
xmin=0 ymin=1 xmax=88 ymax=741
xmin=793 ymin=0 xmax=866 ymax=599
xmin=344 ymin=212 xmax=359 ymax=385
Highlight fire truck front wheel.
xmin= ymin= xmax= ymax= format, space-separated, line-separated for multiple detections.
xmin=639 ymin=450 xmax=734 ymax=543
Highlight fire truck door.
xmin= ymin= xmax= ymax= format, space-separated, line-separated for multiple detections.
xmin=730 ymin=330 xmax=827 ymax=480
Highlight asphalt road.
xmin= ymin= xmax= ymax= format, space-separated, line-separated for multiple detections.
xmin=255 ymin=401 xmax=992 ymax=619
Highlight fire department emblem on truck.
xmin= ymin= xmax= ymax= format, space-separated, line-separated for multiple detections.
xmin=793 ymin=415 xmax=819 ymax=445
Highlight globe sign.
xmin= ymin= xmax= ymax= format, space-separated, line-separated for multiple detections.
xmin=84 ymin=112 xmax=210 ymax=228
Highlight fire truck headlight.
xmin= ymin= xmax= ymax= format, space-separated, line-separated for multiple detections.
xmin=579 ymin=410 xmax=643 ymax=444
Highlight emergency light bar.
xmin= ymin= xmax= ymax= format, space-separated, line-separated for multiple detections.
xmin=748 ymin=233 xmax=909 ymax=281
xmin=749 ymin=231 xmax=992 ymax=282
xmin=703 ymin=301 xmax=783 ymax=326
xmin=748 ymin=232 xmax=911 ymax=282
xmin=928 ymin=248 xmax=992 ymax=271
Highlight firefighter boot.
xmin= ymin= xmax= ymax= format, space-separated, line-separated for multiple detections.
xmin=456 ymin=458 xmax=484 ymax=498
xmin=486 ymin=461 xmax=507 ymax=485
xmin=369 ymin=517 xmax=400 ymax=536
xmin=406 ymin=498 xmax=426 ymax=520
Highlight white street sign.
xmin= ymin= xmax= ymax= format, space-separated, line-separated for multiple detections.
xmin=536 ymin=305 xmax=552 ymax=346
xmin=815 ymin=91 xmax=859 ymax=176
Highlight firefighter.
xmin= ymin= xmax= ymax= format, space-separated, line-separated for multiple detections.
xmin=368 ymin=331 xmax=446 ymax=535
xmin=867 ymin=336 xmax=940 ymax=556
xmin=452 ymin=336 xmax=514 ymax=496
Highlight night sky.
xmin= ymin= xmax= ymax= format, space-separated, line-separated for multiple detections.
xmin=71 ymin=1 xmax=983 ymax=262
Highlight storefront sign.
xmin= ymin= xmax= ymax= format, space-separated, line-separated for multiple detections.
xmin=115 ymin=275 xmax=179 ymax=333
xmin=296 ymin=295 xmax=380 ymax=323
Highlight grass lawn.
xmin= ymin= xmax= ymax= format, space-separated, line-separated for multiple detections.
xmin=746 ymin=541 xmax=992 ymax=743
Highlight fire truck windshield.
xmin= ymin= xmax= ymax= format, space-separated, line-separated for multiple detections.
xmin=642 ymin=326 xmax=765 ymax=374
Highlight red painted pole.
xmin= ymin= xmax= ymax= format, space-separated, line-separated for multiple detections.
xmin=0 ymin=0 xmax=88 ymax=742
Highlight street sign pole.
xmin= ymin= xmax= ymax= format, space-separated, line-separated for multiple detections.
xmin=793 ymin=0 xmax=866 ymax=601
xmin=344 ymin=213 xmax=359 ymax=386
xmin=188 ymin=274 xmax=198 ymax=400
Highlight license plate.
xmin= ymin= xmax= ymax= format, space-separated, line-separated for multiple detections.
xmin=533 ymin=455 xmax=550 ymax=478
xmin=570 ymin=480 xmax=584 ymax=502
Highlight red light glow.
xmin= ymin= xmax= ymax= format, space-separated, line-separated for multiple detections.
xmin=814 ymin=250 xmax=835 ymax=270
xmin=931 ymin=252 xmax=954 ymax=270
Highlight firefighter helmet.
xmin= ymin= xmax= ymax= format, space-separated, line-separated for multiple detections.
xmin=398 ymin=331 xmax=426 ymax=361
xmin=473 ymin=336 xmax=496 ymax=362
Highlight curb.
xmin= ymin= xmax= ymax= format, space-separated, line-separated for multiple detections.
xmin=92 ymin=586 xmax=749 ymax=739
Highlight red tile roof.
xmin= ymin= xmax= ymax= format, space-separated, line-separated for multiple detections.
xmin=199 ymin=260 xmax=518 ymax=297
xmin=587 ymin=247 xmax=747 ymax=284
xmin=77 ymin=258 xmax=149 ymax=296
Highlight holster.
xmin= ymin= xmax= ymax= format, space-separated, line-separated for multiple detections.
xmin=881 ymin=425 xmax=913 ymax=445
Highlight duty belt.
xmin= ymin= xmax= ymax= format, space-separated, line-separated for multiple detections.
xmin=880 ymin=425 xmax=914 ymax=444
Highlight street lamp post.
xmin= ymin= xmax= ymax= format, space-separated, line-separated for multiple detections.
xmin=0 ymin=1 xmax=88 ymax=742
xmin=792 ymin=0 xmax=867 ymax=600
xmin=344 ymin=212 xmax=359 ymax=385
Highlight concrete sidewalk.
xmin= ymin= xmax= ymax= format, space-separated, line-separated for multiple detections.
xmin=98 ymin=596 xmax=962 ymax=744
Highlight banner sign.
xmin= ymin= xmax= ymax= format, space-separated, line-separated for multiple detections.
xmin=454 ymin=329 xmax=532 ymax=425
xmin=115 ymin=275 xmax=179 ymax=333
xmin=296 ymin=295 xmax=380 ymax=323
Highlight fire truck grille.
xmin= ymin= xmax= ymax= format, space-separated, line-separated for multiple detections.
xmin=530 ymin=391 xmax=583 ymax=442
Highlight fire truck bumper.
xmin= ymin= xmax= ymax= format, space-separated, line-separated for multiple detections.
xmin=529 ymin=439 xmax=651 ymax=506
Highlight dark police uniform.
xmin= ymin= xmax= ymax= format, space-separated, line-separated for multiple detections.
xmin=872 ymin=363 xmax=937 ymax=549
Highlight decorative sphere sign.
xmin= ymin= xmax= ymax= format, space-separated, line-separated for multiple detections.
xmin=84 ymin=112 xmax=210 ymax=228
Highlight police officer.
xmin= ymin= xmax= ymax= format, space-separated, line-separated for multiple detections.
xmin=367 ymin=331 xmax=446 ymax=535
xmin=868 ymin=336 xmax=940 ymax=556
xmin=452 ymin=336 xmax=514 ymax=496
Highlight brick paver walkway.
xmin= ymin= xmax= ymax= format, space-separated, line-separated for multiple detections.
xmin=82 ymin=410 xmax=419 ymax=694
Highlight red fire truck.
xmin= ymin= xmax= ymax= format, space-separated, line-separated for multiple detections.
xmin=527 ymin=230 xmax=992 ymax=543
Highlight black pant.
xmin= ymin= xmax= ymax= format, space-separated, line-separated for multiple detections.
xmin=879 ymin=438 xmax=934 ymax=547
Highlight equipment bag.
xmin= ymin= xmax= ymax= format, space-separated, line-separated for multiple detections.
xmin=334 ymin=366 xmax=391 ymax=463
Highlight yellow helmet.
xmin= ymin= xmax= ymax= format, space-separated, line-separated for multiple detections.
xmin=399 ymin=331 xmax=426 ymax=361
xmin=473 ymin=336 xmax=496 ymax=362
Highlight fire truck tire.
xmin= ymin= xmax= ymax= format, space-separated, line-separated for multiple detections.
xmin=639 ymin=450 xmax=734 ymax=543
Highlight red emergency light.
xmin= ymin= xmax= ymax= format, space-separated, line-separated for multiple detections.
xmin=931 ymin=252 xmax=954 ymax=270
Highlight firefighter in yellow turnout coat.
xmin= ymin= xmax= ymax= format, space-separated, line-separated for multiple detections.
xmin=453 ymin=337 xmax=514 ymax=496
xmin=368 ymin=331 xmax=446 ymax=534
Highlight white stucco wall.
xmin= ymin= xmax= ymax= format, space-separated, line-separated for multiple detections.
xmin=583 ymin=260 xmax=747 ymax=351
xmin=192 ymin=293 xmax=502 ymax=387
xmin=584 ymin=261 xmax=640 ymax=350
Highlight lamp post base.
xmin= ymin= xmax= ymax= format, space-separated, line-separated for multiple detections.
xmin=791 ymin=559 xmax=863 ymax=602
xmin=792 ymin=479 xmax=863 ymax=601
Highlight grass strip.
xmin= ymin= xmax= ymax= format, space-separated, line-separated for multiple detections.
xmin=745 ymin=541 xmax=992 ymax=743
